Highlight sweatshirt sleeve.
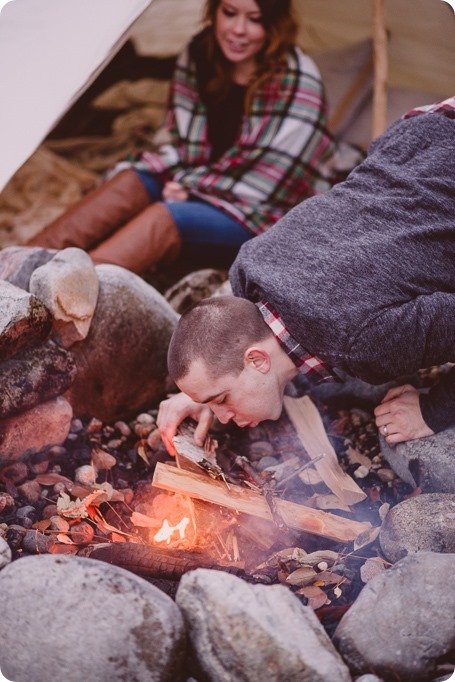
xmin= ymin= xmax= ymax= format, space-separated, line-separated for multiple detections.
xmin=419 ymin=366 xmax=455 ymax=433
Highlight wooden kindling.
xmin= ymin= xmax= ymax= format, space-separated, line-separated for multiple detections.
xmin=152 ymin=462 xmax=371 ymax=544
xmin=283 ymin=395 xmax=367 ymax=506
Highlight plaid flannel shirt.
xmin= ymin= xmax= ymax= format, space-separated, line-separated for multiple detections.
xmin=403 ymin=95 xmax=455 ymax=119
xmin=134 ymin=39 xmax=336 ymax=236
xmin=257 ymin=301 xmax=339 ymax=384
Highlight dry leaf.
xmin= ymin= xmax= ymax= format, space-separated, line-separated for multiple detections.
xmin=313 ymin=570 xmax=344 ymax=586
xmin=111 ymin=533 xmax=127 ymax=542
xmin=379 ymin=502 xmax=390 ymax=521
xmin=354 ymin=525 xmax=381 ymax=551
xmin=312 ymin=494 xmax=352 ymax=513
xmin=91 ymin=448 xmax=117 ymax=470
xmin=347 ymin=446 xmax=372 ymax=469
xmin=32 ymin=519 xmax=51 ymax=532
xmin=57 ymin=490 xmax=107 ymax=519
xmin=56 ymin=533 xmax=75 ymax=545
xmin=35 ymin=473 xmax=73 ymax=486
xmin=296 ymin=585 xmax=328 ymax=610
xmin=137 ymin=445 xmax=151 ymax=466
xmin=286 ymin=566 xmax=317 ymax=587
xmin=50 ymin=544 xmax=79 ymax=555
xmin=296 ymin=550 xmax=340 ymax=567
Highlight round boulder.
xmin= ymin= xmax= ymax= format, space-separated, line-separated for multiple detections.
xmin=0 ymin=554 xmax=186 ymax=682
xmin=379 ymin=493 xmax=455 ymax=563
xmin=66 ymin=264 xmax=179 ymax=422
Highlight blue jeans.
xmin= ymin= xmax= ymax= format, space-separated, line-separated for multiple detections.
xmin=135 ymin=171 xmax=251 ymax=247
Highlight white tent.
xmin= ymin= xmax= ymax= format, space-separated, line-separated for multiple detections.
xmin=0 ymin=0 xmax=454 ymax=194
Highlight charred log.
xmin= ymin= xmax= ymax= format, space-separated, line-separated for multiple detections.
xmin=88 ymin=542 xmax=251 ymax=582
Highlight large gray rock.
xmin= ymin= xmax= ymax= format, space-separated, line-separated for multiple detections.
xmin=0 ymin=245 xmax=55 ymax=290
xmin=0 ymin=341 xmax=76 ymax=418
xmin=381 ymin=426 xmax=455 ymax=493
xmin=176 ymin=568 xmax=351 ymax=682
xmin=379 ymin=493 xmax=455 ymax=563
xmin=29 ymin=247 xmax=99 ymax=347
xmin=65 ymin=264 xmax=179 ymax=422
xmin=0 ymin=280 xmax=51 ymax=362
xmin=334 ymin=552 xmax=455 ymax=681
xmin=0 ymin=396 xmax=73 ymax=461
xmin=0 ymin=554 xmax=186 ymax=682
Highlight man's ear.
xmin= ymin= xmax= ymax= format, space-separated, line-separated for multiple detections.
xmin=243 ymin=346 xmax=271 ymax=373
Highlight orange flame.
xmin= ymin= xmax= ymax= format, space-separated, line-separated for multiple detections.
xmin=153 ymin=517 xmax=190 ymax=544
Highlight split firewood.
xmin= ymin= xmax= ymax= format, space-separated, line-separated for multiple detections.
xmin=283 ymin=396 xmax=367 ymax=505
xmin=152 ymin=463 xmax=372 ymax=543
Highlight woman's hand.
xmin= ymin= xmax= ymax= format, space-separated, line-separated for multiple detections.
xmin=157 ymin=392 xmax=214 ymax=455
xmin=374 ymin=384 xmax=434 ymax=444
xmin=162 ymin=181 xmax=189 ymax=202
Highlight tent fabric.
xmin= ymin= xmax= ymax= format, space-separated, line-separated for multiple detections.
xmin=0 ymin=0 xmax=152 ymax=193
xmin=0 ymin=0 xmax=454 ymax=193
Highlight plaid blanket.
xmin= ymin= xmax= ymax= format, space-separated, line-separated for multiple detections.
xmin=134 ymin=40 xmax=336 ymax=235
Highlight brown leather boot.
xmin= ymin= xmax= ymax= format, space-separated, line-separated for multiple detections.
xmin=26 ymin=170 xmax=151 ymax=250
xmin=89 ymin=202 xmax=182 ymax=275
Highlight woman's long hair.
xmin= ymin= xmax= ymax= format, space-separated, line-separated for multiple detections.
xmin=202 ymin=0 xmax=299 ymax=110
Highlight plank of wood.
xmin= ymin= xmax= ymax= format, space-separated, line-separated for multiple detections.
xmin=152 ymin=462 xmax=371 ymax=543
xmin=283 ymin=396 xmax=367 ymax=506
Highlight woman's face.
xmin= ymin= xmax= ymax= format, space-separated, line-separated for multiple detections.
xmin=215 ymin=0 xmax=267 ymax=82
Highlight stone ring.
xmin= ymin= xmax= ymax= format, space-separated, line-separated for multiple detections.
xmin=383 ymin=424 xmax=388 ymax=436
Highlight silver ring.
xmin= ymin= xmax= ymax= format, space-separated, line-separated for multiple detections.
xmin=383 ymin=425 xmax=388 ymax=436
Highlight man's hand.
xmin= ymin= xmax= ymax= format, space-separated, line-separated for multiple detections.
xmin=162 ymin=181 xmax=189 ymax=202
xmin=374 ymin=384 xmax=434 ymax=444
xmin=157 ymin=392 xmax=214 ymax=455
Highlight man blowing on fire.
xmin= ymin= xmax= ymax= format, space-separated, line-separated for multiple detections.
xmin=157 ymin=97 xmax=455 ymax=452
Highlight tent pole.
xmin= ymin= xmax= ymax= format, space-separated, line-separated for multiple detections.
xmin=372 ymin=0 xmax=388 ymax=139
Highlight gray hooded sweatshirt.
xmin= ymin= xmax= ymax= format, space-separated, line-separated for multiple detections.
xmin=230 ymin=111 xmax=455 ymax=433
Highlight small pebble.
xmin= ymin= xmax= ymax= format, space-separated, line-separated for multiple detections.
xmin=146 ymin=428 xmax=162 ymax=450
xmin=353 ymin=464 xmax=370 ymax=479
xmin=114 ymin=421 xmax=131 ymax=437
xmin=16 ymin=506 xmax=36 ymax=522
xmin=70 ymin=521 xmax=95 ymax=545
xmin=53 ymin=482 xmax=67 ymax=494
xmin=248 ymin=441 xmax=274 ymax=461
xmin=22 ymin=530 xmax=56 ymax=554
xmin=86 ymin=418 xmax=103 ymax=434
xmin=42 ymin=504 xmax=58 ymax=519
xmin=0 ymin=535 xmax=12 ymax=569
xmin=28 ymin=451 xmax=50 ymax=475
xmin=0 ymin=493 xmax=15 ymax=514
xmin=49 ymin=516 xmax=70 ymax=532
xmin=107 ymin=439 xmax=123 ymax=450
xmin=75 ymin=465 xmax=97 ymax=486
xmin=255 ymin=456 xmax=279 ymax=472
xmin=70 ymin=418 xmax=84 ymax=433
xmin=17 ymin=480 xmax=42 ymax=504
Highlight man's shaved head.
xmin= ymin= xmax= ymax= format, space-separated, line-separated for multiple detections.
xmin=167 ymin=296 xmax=272 ymax=382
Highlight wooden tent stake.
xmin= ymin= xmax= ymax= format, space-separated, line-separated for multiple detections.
xmin=372 ymin=0 xmax=388 ymax=139
xmin=152 ymin=462 xmax=372 ymax=543
xmin=283 ymin=396 xmax=367 ymax=506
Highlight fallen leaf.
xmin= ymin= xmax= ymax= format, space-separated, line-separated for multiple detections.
xmin=285 ymin=566 xmax=317 ymax=587
xmin=111 ymin=533 xmax=127 ymax=543
xmin=354 ymin=526 xmax=381 ymax=551
xmin=91 ymin=448 xmax=117 ymax=470
xmin=57 ymin=490 xmax=107 ymax=519
xmin=56 ymin=533 xmax=76 ymax=545
xmin=314 ymin=570 xmax=345 ymax=586
xmin=50 ymin=544 xmax=79 ymax=555
xmin=347 ymin=446 xmax=372 ymax=469
xmin=32 ymin=519 xmax=51 ymax=532
xmin=35 ymin=473 xmax=73 ymax=487
xmin=312 ymin=494 xmax=352 ymax=513
xmin=137 ymin=445 xmax=151 ymax=466
xmin=296 ymin=550 xmax=340 ymax=567
xmin=378 ymin=502 xmax=390 ymax=521
xmin=296 ymin=585 xmax=328 ymax=610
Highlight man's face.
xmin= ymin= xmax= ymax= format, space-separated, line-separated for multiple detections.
xmin=177 ymin=356 xmax=284 ymax=428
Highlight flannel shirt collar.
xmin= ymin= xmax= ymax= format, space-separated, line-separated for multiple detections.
xmin=257 ymin=301 xmax=339 ymax=384
xmin=403 ymin=96 xmax=455 ymax=119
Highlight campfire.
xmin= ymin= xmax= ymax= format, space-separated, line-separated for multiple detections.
xmin=1 ymin=392 xmax=400 ymax=616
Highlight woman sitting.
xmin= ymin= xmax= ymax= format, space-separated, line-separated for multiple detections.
xmin=28 ymin=0 xmax=336 ymax=275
